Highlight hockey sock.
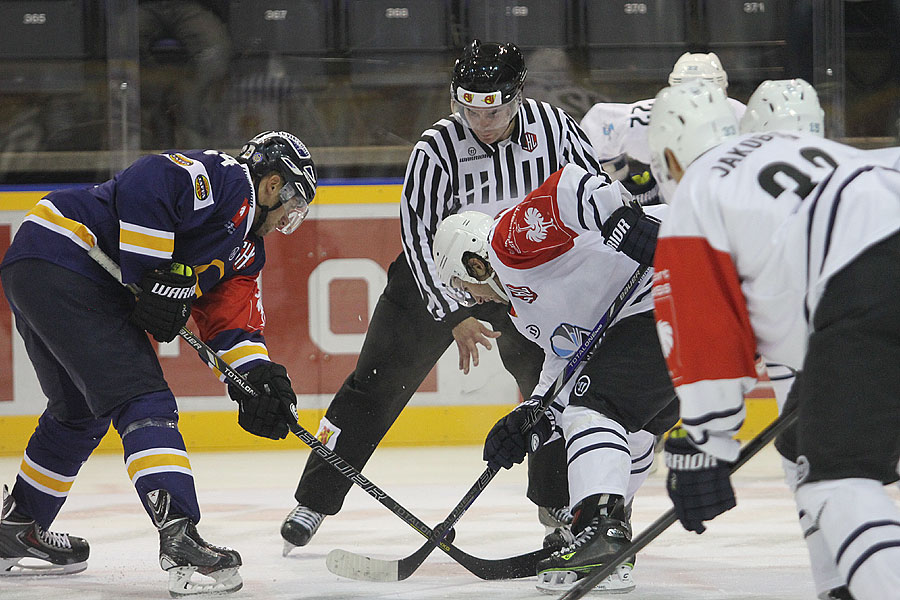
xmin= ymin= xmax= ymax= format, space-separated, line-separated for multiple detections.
xmin=624 ymin=430 xmax=656 ymax=505
xmin=12 ymin=412 xmax=108 ymax=528
xmin=795 ymin=478 xmax=900 ymax=600
xmin=111 ymin=391 xmax=201 ymax=524
xmin=782 ymin=458 xmax=845 ymax=597
xmin=562 ymin=406 xmax=630 ymax=510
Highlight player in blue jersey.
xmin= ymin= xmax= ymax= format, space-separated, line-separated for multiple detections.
xmin=0 ymin=131 xmax=315 ymax=596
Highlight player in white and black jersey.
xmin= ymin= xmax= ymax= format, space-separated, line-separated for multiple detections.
xmin=280 ymin=40 xmax=606 ymax=553
xmin=431 ymin=164 xmax=677 ymax=593
xmin=580 ymin=52 xmax=747 ymax=206
xmin=648 ymin=80 xmax=900 ymax=600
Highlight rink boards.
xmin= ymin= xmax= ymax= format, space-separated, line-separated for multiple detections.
xmin=0 ymin=183 xmax=777 ymax=454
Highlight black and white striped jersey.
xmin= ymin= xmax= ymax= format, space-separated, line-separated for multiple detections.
xmin=401 ymin=97 xmax=606 ymax=321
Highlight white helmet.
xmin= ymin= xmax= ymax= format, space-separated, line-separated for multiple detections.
xmin=740 ymin=78 xmax=825 ymax=136
xmin=668 ymin=52 xmax=728 ymax=90
xmin=648 ymin=80 xmax=740 ymax=201
xmin=432 ymin=212 xmax=497 ymax=305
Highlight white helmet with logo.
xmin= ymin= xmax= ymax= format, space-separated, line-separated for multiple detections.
xmin=433 ymin=211 xmax=509 ymax=305
xmin=740 ymin=78 xmax=825 ymax=136
xmin=648 ymin=80 xmax=740 ymax=200
xmin=668 ymin=52 xmax=728 ymax=90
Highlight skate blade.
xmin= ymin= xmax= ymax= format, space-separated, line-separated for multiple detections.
xmin=535 ymin=565 xmax=635 ymax=595
xmin=167 ymin=566 xmax=242 ymax=597
xmin=282 ymin=540 xmax=297 ymax=557
xmin=0 ymin=557 xmax=87 ymax=576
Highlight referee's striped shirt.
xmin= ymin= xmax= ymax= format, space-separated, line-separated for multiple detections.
xmin=401 ymin=97 xmax=607 ymax=321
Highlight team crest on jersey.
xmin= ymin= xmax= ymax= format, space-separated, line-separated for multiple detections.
xmin=497 ymin=189 xmax=576 ymax=261
xmin=166 ymin=153 xmax=194 ymax=167
xmin=233 ymin=239 xmax=256 ymax=270
xmin=522 ymin=132 xmax=538 ymax=152
xmin=507 ymin=284 xmax=538 ymax=304
xmin=550 ymin=322 xmax=591 ymax=358
xmin=194 ymin=174 xmax=210 ymax=202
xmin=226 ymin=197 xmax=251 ymax=234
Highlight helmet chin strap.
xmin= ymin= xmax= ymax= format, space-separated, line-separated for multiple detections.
xmin=486 ymin=273 xmax=509 ymax=302
xmin=250 ymin=202 xmax=271 ymax=235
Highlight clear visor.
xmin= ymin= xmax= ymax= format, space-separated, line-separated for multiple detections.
xmin=447 ymin=275 xmax=477 ymax=307
xmin=276 ymin=182 xmax=310 ymax=235
xmin=452 ymin=94 xmax=520 ymax=137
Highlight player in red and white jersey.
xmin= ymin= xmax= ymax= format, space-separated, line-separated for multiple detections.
xmin=432 ymin=165 xmax=677 ymax=594
xmin=648 ymin=79 xmax=900 ymax=600
xmin=580 ymin=52 xmax=746 ymax=205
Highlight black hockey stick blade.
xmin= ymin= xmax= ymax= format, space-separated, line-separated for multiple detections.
xmin=326 ymin=265 xmax=651 ymax=582
xmin=556 ymin=405 xmax=799 ymax=600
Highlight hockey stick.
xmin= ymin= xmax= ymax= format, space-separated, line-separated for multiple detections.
xmin=556 ymin=404 xmax=800 ymax=600
xmin=327 ymin=264 xmax=652 ymax=581
xmin=85 ymin=244 xmax=554 ymax=580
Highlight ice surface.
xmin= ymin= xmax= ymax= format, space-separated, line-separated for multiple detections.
xmin=2 ymin=444 xmax=895 ymax=599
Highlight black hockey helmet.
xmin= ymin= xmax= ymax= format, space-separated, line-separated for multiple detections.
xmin=238 ymin=131 xmax=317 ymax=234
xmin=450 ymin=40 xmax=527 ymax=107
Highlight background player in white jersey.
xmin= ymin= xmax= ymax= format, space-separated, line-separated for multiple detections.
xmin=580 ymin=52 xmax=747 ymax=206
xmin=0 ymin=131 xmax=316 ymax=596
xmin=280 ymin=40 xmax=607 ymax=552
xmin=432 ymin=166 xmax=677 ymax=593
xmin=647 ymin=79 xmax=900 ymax=600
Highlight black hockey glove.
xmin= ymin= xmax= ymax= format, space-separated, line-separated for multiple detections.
xmin=664 ymin=427 xmax=736 ymax=534
xmin=130 ymin=262 xmax=197 ymax=343
xmin=621 ymin=170 xmax=661 ymax=206
xmin=228 ymin=362 xmax=296 ymax=440
xmin=483 ymin=398 xmax=553 ymax=471
xmin=601 ymin=200 xmax=660 ymax=266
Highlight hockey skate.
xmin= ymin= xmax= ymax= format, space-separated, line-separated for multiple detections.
xmin=535 ymin=508 xmax=635 ymax=595
xmin=0 ymin=484 xmax=89 ymax=576
xmin=158 ymin=516 xmax=242 ymax=597
xmin=539 ymin=506 xmax=575 ymax=550
xmin=281 ymin=504 xmax=325 ymax=556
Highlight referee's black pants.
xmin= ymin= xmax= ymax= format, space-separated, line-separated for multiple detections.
xmin=294 ymin=253 xmax=568 ymax=514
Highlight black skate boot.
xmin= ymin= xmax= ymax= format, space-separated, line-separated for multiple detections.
xmin=0 ymin=484 xmax=89 ymax=576
xmin=148 ymin=490 xmax=242 ymax=598
xmin=540 ymin=506 xmax=575 ymax=550
xmin=536 ymin=494 xmax=635 ymax=594
xmin=281 ymin=504 xmax=325 ymax=556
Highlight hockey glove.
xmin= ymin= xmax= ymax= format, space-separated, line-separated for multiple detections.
xmin=621 ymin=170 xmax=661 ymax=206
xmin=664 ymin=427 xmax=736 ymax=534
xmin=601 ymin=200 xmax=660 ymax=266
xmin=130 ymin=262 xmax=197 ymax=343
xmin=483 ymin=398 xmax=553 ymax=471
xmin=228 ymin=362 xmax=296 ymax=440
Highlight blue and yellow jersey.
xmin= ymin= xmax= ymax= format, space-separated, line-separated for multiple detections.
xmin=1 ymin=149 xmax=271 ymax=373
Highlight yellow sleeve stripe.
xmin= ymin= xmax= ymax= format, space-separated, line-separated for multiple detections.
xmin=119 ymin=221 xmax=175 ymax=258
xmin=19 ymin=458 xmax=75 ymax=495
xmin=24 ymin=200 xmax=98 ymax=251
xmin=214 ymin=343 xmax=269 ymax=380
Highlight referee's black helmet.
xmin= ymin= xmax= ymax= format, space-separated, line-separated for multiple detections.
xmin=450 ymin=40 xmax=527 ymax=106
